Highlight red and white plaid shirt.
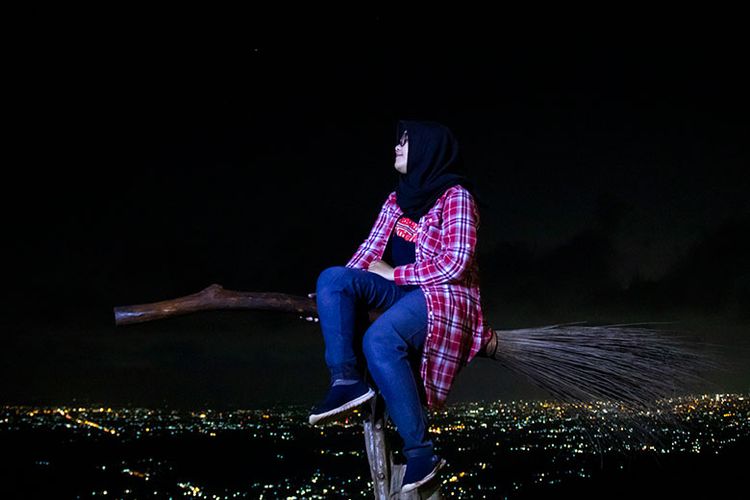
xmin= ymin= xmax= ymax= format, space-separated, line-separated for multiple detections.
xmin=345 ymin=184 xmax=494 ymax=411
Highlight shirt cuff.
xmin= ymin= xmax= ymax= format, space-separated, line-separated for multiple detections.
xmin=393 ymin=264 xmax=410 ymax=285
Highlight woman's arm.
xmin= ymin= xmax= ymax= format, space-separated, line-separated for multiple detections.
xmin=344 ymin=193 xmax=395 ymax=270
xmin=393 ymin=188 xmax=479 ymax=286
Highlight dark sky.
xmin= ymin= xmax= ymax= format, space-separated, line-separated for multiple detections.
xmin=3 ymin=16 xmax=748 ymax=409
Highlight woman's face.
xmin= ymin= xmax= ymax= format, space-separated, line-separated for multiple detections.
xmin=394 ymin=130 xmax=408 ymax=174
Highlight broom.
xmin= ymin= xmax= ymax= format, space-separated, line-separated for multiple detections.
xmin=113 ymin=285 xmax=734 ymax=450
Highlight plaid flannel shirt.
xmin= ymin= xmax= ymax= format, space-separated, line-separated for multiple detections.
xmin=345 ymin=184 xmax=494 ymax=411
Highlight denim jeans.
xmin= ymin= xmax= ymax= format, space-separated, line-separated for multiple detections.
xmin=315 ymin=265 xmax=434 ymax=459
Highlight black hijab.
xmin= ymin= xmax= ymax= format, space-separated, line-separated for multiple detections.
xmin=394 ymin=120 xmax=484 ymax=221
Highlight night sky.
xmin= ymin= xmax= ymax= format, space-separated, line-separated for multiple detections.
xmin=3 ymin=16 xmax=748 ymax=410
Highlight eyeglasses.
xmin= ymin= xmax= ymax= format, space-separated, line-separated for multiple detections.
xmin=398 ymin=131 xmax=408 ymax=147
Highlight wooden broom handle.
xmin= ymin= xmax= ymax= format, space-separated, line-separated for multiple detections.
xmin=113 ymin=283 xmax=497 ymax=357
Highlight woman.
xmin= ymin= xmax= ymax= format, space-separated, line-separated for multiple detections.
xmin=307 ymin=120 xmax=493 ymax=493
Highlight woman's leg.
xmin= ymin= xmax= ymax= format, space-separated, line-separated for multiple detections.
xmin=361 ymin=287 xmax=434 ymax=459
xmin=315 ymin=265 xmax=409 ymax=384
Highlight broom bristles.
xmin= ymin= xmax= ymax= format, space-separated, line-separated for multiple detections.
xmin=490 ymin=321 xmax=728 ymax=458
xmin=489 ymin=321 xmax=731 ymax=452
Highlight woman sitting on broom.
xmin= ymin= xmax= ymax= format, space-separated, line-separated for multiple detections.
xmin=306 ymin=119 xmax=490 ymax=493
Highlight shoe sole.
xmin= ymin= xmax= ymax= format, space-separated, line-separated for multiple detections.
xmin=308 ymin=387 xmax=376 ymax=426
xmin=400 ymin=458 xmax=448 ymax=493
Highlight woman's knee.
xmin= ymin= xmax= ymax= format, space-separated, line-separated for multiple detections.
xmin=316 ymin=265 xmax=351 ymax=293
xmin=362 ymin=324 xmax=400 ymax=364
xmin=362 ymin=328 xmax=383 ymax=364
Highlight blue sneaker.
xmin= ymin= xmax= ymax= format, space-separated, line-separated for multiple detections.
xmin=308 ymin=379 xmax=375 ymax=425
xmin=400 ymin=454 xmax=447 ymax=493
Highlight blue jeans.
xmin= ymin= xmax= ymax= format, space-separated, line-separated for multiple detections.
xmin=316 ymin=265 xmax=434 ymax=459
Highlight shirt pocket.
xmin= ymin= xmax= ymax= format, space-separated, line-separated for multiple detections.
xmin=419 ymin=216 xmax=443 ymax=258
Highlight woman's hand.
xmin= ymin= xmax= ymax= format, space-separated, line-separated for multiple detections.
xmin=367 ymin=259 xmax=395 ymax=281
xmin=298 ymin=292 xmax=319 ymax=322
